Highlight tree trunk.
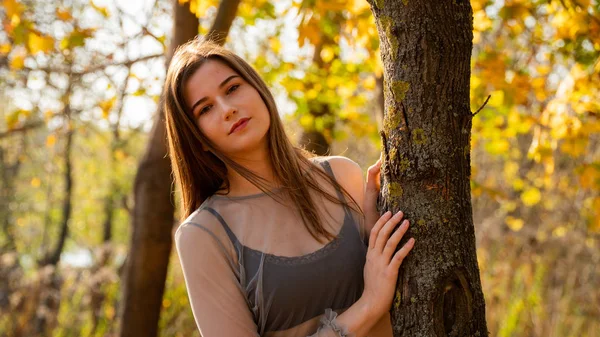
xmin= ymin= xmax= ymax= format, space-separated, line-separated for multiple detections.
xmin=298 ymin=41 xmax=331 ymax=156
xmin=0 ymin=145 xmax=20 ymax=251
xmin=368 ymin=1 xmax=488 ymax=336
xmin=118 ymin=1 xmax=240 ymax=336
xmin=118 ymin=2 xmax=197 ymax=336
xmin=42 ymin=127 xmax=73 ymax=266
xmin=39 ymin=78 xmax=75 ymax=268
xmin=299 ymin=130 xmax=329 ymax=155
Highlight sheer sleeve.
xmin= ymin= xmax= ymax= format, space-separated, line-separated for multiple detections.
xmin=175 ymin=222 xmax=260 ymax=337
xmin=308 ymin=309 xmax=352 ymax=337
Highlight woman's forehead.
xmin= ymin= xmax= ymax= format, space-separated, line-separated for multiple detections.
xmin=194 ymin=60 xmax=237 ymax=83
xmin=184 ymin=60 xmax=240 ymax=102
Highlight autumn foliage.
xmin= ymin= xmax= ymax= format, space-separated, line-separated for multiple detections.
xmin=0 ymin=0 xmax=598 ymax=336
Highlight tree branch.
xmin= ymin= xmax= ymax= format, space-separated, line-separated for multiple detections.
xmin=472 ymin=95 xmax=491 ymax=117
xmin=206 ymin=0 xmax=242 ymax=45
xmin=0 ymin=121 xmax=44 ymax=139
xmin=23 ymin=53 xmax=163 ymax=76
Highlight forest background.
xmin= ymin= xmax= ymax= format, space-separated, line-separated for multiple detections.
xmin=0 ymin=0 xmax=599 ymax=336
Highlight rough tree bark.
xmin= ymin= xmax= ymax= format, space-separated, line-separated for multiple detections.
xmin=368 ymin=1 xmax=488 ymax=336
xmin=118 ymin=1 xmax=240 ymax=336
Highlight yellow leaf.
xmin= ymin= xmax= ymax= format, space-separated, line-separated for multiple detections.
xmin=521 ymin=187 xmax=541 ymax=206
xmin=44 ymin=110 xmax=54 ymax=121
xmin=317 ymin=0 xmax=346 ymax=11
xmin=90 ymin=0 xmax=110 ymax=17
xmin=0 ymin=44 xmax=11 ymax=55
xmin=502 ymin=201 xmax=518 ymax=212
xmin=27 ymin=32 xmax=54 ymax=54
xmin=485 ymin=138 xmax=509 ymax=155
xmin=60 ymin=28 xmax=94 ymax=50
xmin=552 ymin=226 xmax=567 ymax=238
xmin=579 ymin=165 xmax=600 ymax=189
xmin=298 ymin=16 xmax=321 ymax=47
xmin=3 ymin=0 xmax=25 ymax=18
xmin=156 ymin=35 xmax=166 ymax=47
xmin=306 ymin=89 xmax=318 ymax=100
xmin=46 ymin=134 xmax=56 ymax=147
xmin=350 ymin=0 xmax=370 ymax=13
xmin=9 ymin=12 xmax=20 ymax=27
xmin=363 ymin=76 xmax=376 ymax=90
xmin=471 ymin=0 xmax=487 ymax=11
xmin=503 ymin=161 xmax=519 ymax=181
xmin=9 ymin=53 xmax=25 ymax=70
xmin=299 ymin=115 xmax=313 ymax=129
xmin=560 ymin=137 xmax=587 ymax=157
xmin=99 ymin=96 xmax=117 ymax=119
xmin=473 ymin=10 xmax=492 ymax=31
xmin=574 ymin=0 xmax=591 ymax=7
xmin=5 ymin=111 xmax=20 ymax=130
xmin=473 ymin=30 xmax=482 ymax=44
xmin=505 ymin=216 xmax=524 ymax=232
xmin=31 ymin=177 xmax=41 ymax=187
xmin=488 ymin=90 xmax=504 ymax=108
xmin=56 ymin=8 xmax=72 ymax=21
xmin=592 ymin=198 xmax=600 ymax=232
xmin=320 ymin=46 xmax=335 ymax=63
xmin=132 ymin=88 xmax=146 ymax=96
xmin=179 ymin=0 xmax=218 ymax=17
xmin=114 ymin=149 xmax=126 ymax=161
xmin=269 ymin=37 xmax=281 ymax=54
xmin=536 ymin=65 xmax=551 ymax=75
xmin=105 ymin=306 xmax=115 ymax=320
xmin=532 ymin=77 xmax=547 ymax=101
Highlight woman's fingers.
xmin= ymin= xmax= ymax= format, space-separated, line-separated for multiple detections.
xmin=382 ymin=219 xmax=410 ymax=259
xmin=368 ymin=211 xmax=392 ymax=250
xmin=390 ymin=238 xmax=415 ymax=269
xmin=374 ymin=211 xmax=404 ymax=253
xmin=365 ymin=158 xmax=382 ymax=195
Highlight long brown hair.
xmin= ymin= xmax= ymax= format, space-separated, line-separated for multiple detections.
xmin=164 ymin=37 xmax=362 ymax=243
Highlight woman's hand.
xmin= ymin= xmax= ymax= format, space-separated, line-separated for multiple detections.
xmin=363 ymin=156 xmax=382 ymax=236
xmin=360 ymin=211 xmax=415 ymax=317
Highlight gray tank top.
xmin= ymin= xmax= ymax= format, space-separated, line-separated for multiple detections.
xmin=201 ymin=161 xmax=367 ymax=333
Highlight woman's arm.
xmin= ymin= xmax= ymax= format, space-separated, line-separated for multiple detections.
xmin=321 ymin=157 xmax=415 ymax=337
xmin=309 ymin=298 xmax=379 ymax=336
xmin=175 ymin=223 xmax=260 ymax=336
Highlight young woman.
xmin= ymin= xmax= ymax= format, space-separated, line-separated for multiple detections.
xmin=164 ymin=38 xmax=415 ymax=337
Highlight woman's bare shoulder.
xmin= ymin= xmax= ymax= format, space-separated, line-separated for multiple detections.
xmin=311 ymin=156 xmax=364 ymax=202
xmin=319 ymin=156 xmax=362 ymax=180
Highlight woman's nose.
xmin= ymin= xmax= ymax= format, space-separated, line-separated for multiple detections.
xmin=218 ymin=99 xmax=237 ymax=121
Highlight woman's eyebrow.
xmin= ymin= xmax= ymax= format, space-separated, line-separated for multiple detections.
xmin=191 ymin=75 xmax=240 ymax=113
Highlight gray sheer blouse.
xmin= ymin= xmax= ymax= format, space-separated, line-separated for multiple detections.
xmin=175 ymin=159 xmax=393 ymax=336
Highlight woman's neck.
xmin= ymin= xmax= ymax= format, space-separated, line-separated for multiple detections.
xmin=224 ymin=151 xmax=278 ymax=196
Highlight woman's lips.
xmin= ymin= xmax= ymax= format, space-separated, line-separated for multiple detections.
xmin=229 ymin=118 xmax=250 ymax=134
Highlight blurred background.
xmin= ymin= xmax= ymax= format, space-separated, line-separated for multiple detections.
xmin=0 ymin=0 xmax=598 ymax=336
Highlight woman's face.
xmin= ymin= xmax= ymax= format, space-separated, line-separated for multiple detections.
xmin=183 ymin=59 xmax=271 ymax=157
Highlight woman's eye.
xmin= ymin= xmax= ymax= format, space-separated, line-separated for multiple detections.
xmin=199 ymin=105 xmax=212 ymax=115
xmin=227 ymin=84 xmax=240 ymax=94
